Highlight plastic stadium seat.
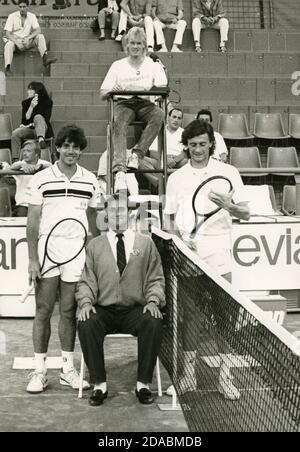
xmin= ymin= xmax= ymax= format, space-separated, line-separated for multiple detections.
xmin=0 ymin=113 xmax=13 ymax=141
xmin=289 ymin=114 xmax=300 ymax=139
xmin=0 ymin=148 xmax=12 ymax=165
xmin=218 ymin=113 xmax=254 ymax=140
xmin=253 ymin=113 xmax=290 ymax=139
xmin=282 ymin=185 xmax=296 ymax=215
xmin=268 ymin=185 xmax=279 ymax=213
xmin=244 ymin=185 xmax=278 ymax=215
xmin=267 ymin=146 xmax=299 ymax=175
xmin=0 ymin=187 xmax=12 ymax=217
xmin=230 ymin=147 xmax=267 ymax=177
xmin=182 ymin=113 xmax=196 ymax=128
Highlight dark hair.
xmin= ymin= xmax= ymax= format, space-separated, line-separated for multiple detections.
xmin=27 ymin=81 xmax=51 ymax=102
xmin=168 ymin=107 xmax=183 ymax=117
xmin=18 ymin=0 xmax=29 ymax=6
xmin=196 ymin=109 xmax=213 ymax=122
xmin=55 ymin=124 xmax=87 ymax=150
xmin=182 ymin=119 xmax=216 ymax=157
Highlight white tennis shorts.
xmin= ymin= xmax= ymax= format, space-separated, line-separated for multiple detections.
xmin=194 ymin=234 xmax=232 ymax=276
xmin=38 ymin=235 xmax=86 ymax=282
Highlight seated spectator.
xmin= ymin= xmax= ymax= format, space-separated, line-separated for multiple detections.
xmin=152 ymin=0 xmax=187 ymax=53
xmin=196 ymin=109 xmax=228 ymax=162
xmin=98 ymin=0 xmax=121 ymax=40
xmin=97 ymin=149 xmax=139 ymax=195
xmin=140 ymin=107 xmax=187 ymax=188
xmin=100 ymin=27 xmax=167 ymax=193
xmin=9 ymin=139 xmax=51 ymax=217
xmin=192 ymin=0 xmax=229 ymax=53
xmin=115 ymin=0 xmax=154 ymax=51
xmin=77 ymin=193 xmax=165 ymax=407
xmin=11 ymin=81 xmax=53 ymax=160
xmin=3 ymin=0 xmax=57 ymax=76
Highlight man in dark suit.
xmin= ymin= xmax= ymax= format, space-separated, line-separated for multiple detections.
xmin=76 ymin=194 xmax=165 ymax=406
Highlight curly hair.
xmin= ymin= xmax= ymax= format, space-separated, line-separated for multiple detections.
xmin=182 ymin=119 xmax=216 ymax=157
xmin=55 ymin=124 xmax=87 ymax=150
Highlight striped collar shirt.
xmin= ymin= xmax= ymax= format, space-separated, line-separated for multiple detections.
xmin=25 ymin=162 xmax=99 ymax=237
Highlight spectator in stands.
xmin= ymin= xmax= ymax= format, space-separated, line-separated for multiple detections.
xmin=24 ymin=124 xmax=99 ymax=395
xmin=3 ymin=0 xmax=57 ymax=76
xmin=140 ymin=107 xmax=187 ymax=189
xmin=196 ymin=109 xmax=228 ymax=162
xmin=164 ymin=119 xmax=249 ymax=400
xmin=97 ymin=149 xmax=139 ymax=195
xmin=77 ymin=193 xmax=165 ymax=406
xmin=98 ymin=0 xmax=121 ymax=40
xmin=115 ymin=0 xmax=155 ymax=52
xmin=11 ymin=81 xmax=53 ymax=160
xmin=100 ymin=27 xmax=167 ymax=193
xmin=192 ymin=0 xmax=229 ymax=53
xmin=151 ymin=0 xmax=187 ymax=53
xmin=9 ymin=139 xmax=51 ymax=217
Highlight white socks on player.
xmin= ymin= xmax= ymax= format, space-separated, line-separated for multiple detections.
xmin=34 ymin=353 xmax=47 ymax=373
xmin=136 ymin=381 xmax=150 ymax=391
xmin=61 ymin=351 xmax=74 ymax=373
xmin=94 ymin=382 xmax=107 ymax=393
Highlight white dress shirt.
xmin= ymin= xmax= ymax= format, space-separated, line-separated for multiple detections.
xmin=106 ymin=229 xmax=135 ymax=263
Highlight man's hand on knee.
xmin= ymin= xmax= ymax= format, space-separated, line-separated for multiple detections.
xmin=78 ymin=304 xmax=96 ymax=322
xmin=143 ymin=302 xmax=163 ymax=319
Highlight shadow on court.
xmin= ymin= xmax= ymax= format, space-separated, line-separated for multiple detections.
xmin=0 ymin=306 xmax=188 ymax=432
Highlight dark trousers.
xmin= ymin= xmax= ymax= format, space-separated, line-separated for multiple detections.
xmin=78 ymin=305 xmax=163 ymax=385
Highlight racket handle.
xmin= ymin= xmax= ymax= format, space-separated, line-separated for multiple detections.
xmin=19 ymin=284 xmax=34 ymax=303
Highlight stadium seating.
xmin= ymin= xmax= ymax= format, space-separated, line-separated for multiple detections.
xmin=0 ymin=148 xmax=12 ymax=165
xmin=229 ymin=147 xmax=267 ymax=177
xmin=253 ymin=113 xmax=290 ymax=140
xmin=0 ymin=187 xmax=12 ymax=217
xmin=267 ymin=146 xmax=299 ymax=175
xmin=218 ymin=113 xmax=254 ymax=141
xmin=282 ymin=185 xmax=296 ymax=215
xmin=0 ymin=114 xmax=13 ymax=142
xmin=289 ymin=114 xmax=300 ymax=139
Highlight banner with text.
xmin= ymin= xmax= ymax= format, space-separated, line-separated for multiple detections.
xmin=232 ymin=222 xmax=300 ymax=290
xmin=0 ymin=1 xmax=99 ymax=17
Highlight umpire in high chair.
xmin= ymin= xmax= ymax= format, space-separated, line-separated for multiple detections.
xmin=76 ymin=194 xmax=165 ymax=406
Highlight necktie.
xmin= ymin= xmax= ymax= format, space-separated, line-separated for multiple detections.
xmin=116 ymin=233 xmax=127 ymax=276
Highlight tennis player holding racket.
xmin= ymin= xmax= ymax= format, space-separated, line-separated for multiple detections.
xmin=164 ymin=119 xmax=250 ymax=400
xmin=24 ymin=125 xmax=99 ymax=394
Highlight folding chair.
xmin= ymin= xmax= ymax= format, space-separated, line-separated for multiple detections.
xmin=78 ymin=334 xmax=162 ymax=399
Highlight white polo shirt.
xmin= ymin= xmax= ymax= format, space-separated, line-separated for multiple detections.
xmin=164 ymin=158 xmax=248 ymax=237
xmin=13 ymin=159 xmax=51 ymax=207
xmin=100 ymin=56 xmax=167 ymax=99
xmin=4 ymin=11 xmax=40 ymax=39
xmin=150 ymin=126 xmax=184 ymax=157
xmin=25 ymin=162 xmax=99 ymax=238
xmin=165 ymin=158 xmax=248 ymax=274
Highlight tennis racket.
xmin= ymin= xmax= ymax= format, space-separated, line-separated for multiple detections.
xmin=190 ymin=175 xmax=233 ymax=238
xmin=20 ymin=218 xmax=87 ymax=303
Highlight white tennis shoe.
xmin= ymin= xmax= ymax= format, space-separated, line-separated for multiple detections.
xmin=26 ymin=371 xmax=48 ymax=394
xmin=60 ymin=368 xmax=90 ymax=390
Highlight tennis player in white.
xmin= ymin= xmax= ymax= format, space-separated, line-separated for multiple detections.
xmin=164 ymin=119 xmax=250 ymax=400
xmin=25 ymin=125 xmax=99 ymax=394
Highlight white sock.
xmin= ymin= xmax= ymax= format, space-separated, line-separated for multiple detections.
xmin=137 ymin=381 xmax=150 ymax=391
xmin=94 ymin=382 xmax=107 ymax=393
xmin=34 ymin=353 xmax=47 ymax=373
xmin=61 ymin=351 xmax=74 ymax=373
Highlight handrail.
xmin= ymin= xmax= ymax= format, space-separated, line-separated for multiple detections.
xmin=238 ymin=167 xmax=300 ymax=174
xmin=108 ymin=88 xmax=170 ymax=98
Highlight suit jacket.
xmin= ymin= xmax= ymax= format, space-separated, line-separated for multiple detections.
xmin=76 ymin=232 xmax=166 ymax=309
xmin=192 ymin=0 xmax=226 ymax=19
xmin=21 ymin=97 xmax=54 ymax=138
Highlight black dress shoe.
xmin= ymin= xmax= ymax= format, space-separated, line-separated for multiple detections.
xmin=135 ymin=388 xmax=154 ymax=405
xmin=89 ymin=389 xmax=108 ymax=406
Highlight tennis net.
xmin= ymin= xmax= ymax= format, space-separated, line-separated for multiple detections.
xmin=152 ymin=228 xmax=300 ymax=432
